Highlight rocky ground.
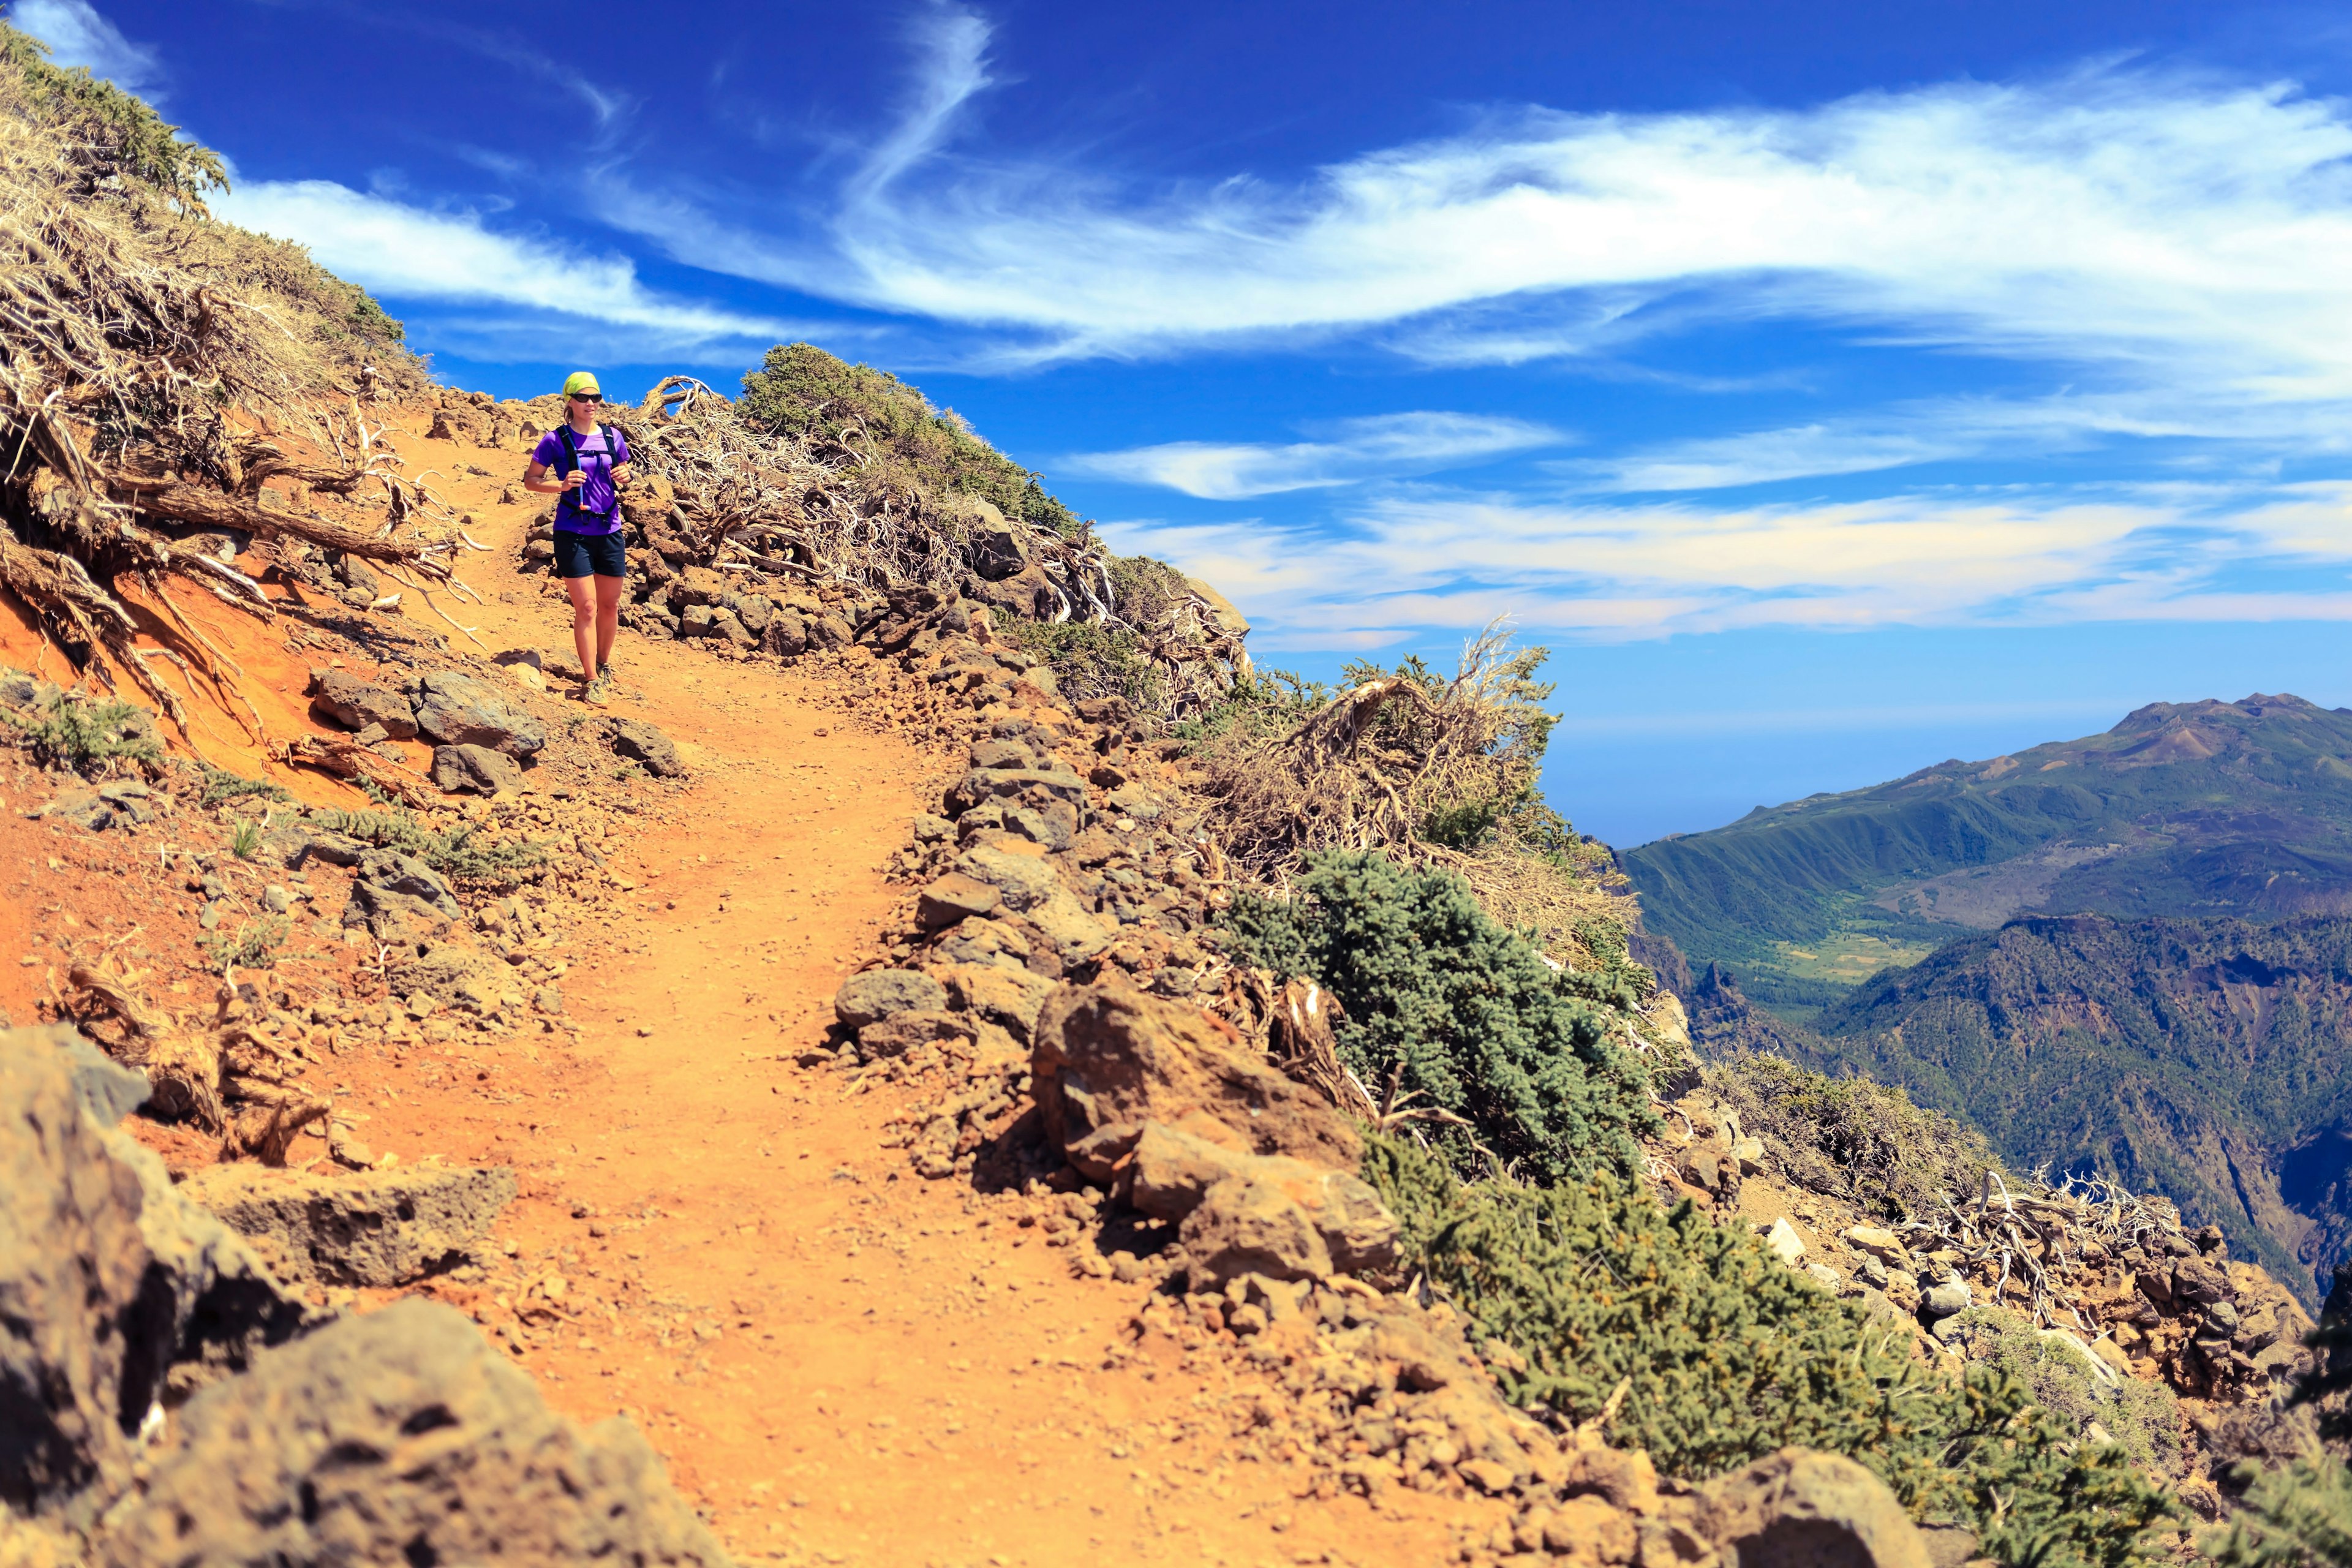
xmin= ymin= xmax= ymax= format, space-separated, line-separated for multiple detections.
xmin=2 ymin=393 xmax=2302 ymax=1567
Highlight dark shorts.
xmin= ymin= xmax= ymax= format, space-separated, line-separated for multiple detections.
xmin=553 ymin=529 xmax=626 ymax=579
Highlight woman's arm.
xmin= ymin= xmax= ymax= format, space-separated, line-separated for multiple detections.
xmin=522 ymin=459 xmax=581 ymax=497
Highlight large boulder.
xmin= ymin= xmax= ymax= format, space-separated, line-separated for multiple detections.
xmin=430 ymin=742 xmax=522 ymax=795
xmin=98 ymin=1298 xmax=731 ymax=1568
xmin=834 ymin=969 xmax=949 ymax=1030
xmin=948 ymin=842 xmax=1111 ymax=963
xmin=342 ymin=850 xmax=461 ymax=943
xmin=763 ymin=610 xmax=809 ymax=657
xmin=1144 ymin=1124 xmax=1400 ymax=1288
xmin=386 ymin=940 xmax=515 ymax=1016
xmin=965 ymin=559 xmax=1058 ymax=622
xmin=1031 ymin=980 xmax=1362 ymax=1183
xmin=609 ymin=716 xmax=686 ymax=778
xmin=1695 ymin=1449 xmax=1933 ymax=1568
xmin=916 ymin=872 xmax=1003 ymax=929
xmin=176 ymin=1163 xmax=517 ymax=1288
xmin=1184 ymin=575 xmax=1251 ymax=638
xmin=935 ymin=962 xmax=1055 ymax=1044
xmin=412 ymin=670 xmax=546 ymax=758
xmin=943 ymin=767 xmax=1087 ymax=818
xmin=305 ymin=669 xmax=417 ymax=739
xmin=1 ymin=1027 xmax=308 ymax=1523
xmin=960 ymin=499 xmax=1028 ymax=581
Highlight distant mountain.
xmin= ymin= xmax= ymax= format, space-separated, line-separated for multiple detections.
xmin=1692 ymin=914 xmax=2352 ymax=1305
xmin=1622 ymin=694 xmax=2352 ymax=1018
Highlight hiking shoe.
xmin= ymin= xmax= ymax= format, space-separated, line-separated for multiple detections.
xmin=581 ymin=673 xmax=612 ymax=707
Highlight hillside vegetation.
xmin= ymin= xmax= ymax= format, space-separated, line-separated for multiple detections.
xmin=1622 ymin=695 xmax=2352 ymax=1018
xmin=738 ymin=342 xmax=1080 ymax=538
xmin=1703 ymin=913 xmax=2352 ymax=1303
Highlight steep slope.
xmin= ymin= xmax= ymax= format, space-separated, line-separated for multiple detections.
xmin=1717 ymin=913 xmax=2352 ymax=1304
xmin=1621 ymin=695 xmax=2352 ymax=1017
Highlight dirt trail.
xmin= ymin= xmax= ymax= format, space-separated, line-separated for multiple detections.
xmin=239 ymin=428 xmax=1481 ymax=1567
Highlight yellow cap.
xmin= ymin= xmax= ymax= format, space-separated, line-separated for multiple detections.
xmin=562 ymin=371 xmax=601 ymax=398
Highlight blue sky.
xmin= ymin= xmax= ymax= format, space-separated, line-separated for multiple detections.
xmin=24 ymin=0 xmax=2352 ymax=845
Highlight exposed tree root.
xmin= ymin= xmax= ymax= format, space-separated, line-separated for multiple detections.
xmin=68 ymin=960 xmax=331 ymax=1166
xmin=281 ymin=733 xmax=439 ymax=807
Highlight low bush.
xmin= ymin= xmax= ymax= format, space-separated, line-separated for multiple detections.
xmin=0 ymin=694 xmax=160 ymax=771
xmin=308 ymin=805 xmax=547 ymax=887
xmin=1220 ymin=850 xmax=1656 ymax=1185
xmin=202 ymin=914 xmax=288 ymax=973
xmin=1001 ymin=619 xmax=1164 ymax=712
xmin=736 ymin=343 xmax=1080 ymax=537
xmin=0 ymin=21 xmax=223 ymax=206
xmin=198 ymin=767 xmax=290 ymax=808
xmin=1366 ymin=1134 xmax=2174 ymax=1568
xmin=1706 ymin=1052 xmax=1996 ymax=1223
xmin=2209 ymin=1455 xmax=2352 ymax=1566
xmin=1953 ymin=1306 xmax=2182 ymax=1477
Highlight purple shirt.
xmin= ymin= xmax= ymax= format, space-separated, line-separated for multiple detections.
xmin=532 ymin=424 xmax=631 ymax=535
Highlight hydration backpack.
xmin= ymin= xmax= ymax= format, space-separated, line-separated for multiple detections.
xmin=554 ymin=422 xmax=624 ymax=521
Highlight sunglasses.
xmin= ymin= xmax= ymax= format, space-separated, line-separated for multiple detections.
xmin=568 ymin=393 xmax=601 ymax=403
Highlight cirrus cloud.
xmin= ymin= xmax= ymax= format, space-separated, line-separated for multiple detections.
xmin=1063 ymin=412 xmax=1565 ymax=499
xmin=1101 ymin=481 xmax=2352 ymax=647
xmin=213 ymin=179 xmax=805 ymax=362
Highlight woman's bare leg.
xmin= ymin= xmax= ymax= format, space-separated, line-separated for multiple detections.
xmin=594 ymin=574 xmax=625 ymax=675
xmin=566 ymin=575 xmax=598 ymax=684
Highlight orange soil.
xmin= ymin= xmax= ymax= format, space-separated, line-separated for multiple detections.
xmin=10 ymin=413 xmax=1500 ymax=1567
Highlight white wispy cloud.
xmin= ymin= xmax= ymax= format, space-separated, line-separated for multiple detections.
xmin=1065 ymin=412 xmax=1564 ymax=499
xmin=12 ymin=0 xmax=162 ymax=95
xmin=1572 ymin=390 xmax=2352 ymax=491
xmin=1101 ymin=481 xmax=2352 ymax=647
xmin=630 ymin=38 xmax=2352 ymax=418
xmin=213 ymin=181 xmax=800 ymax=360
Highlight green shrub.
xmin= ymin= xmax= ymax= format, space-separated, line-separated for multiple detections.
xmin=2209 ymin=1455 xmax=2352 ymax=1566
xmin=1366 ymin=1134 xmax=2174 ymax=1567
xmin=0 ymin=694 xmax=160 ymax=771
xmin=737 ymin=343 xmax=1080 ymax=537
xmin=198 ymin=767 xmax=290 ymax=808
xmin=1002 ymin=619 xmax=1164 ymax=712
xmin=307 ymin=805 xmax=547 ymax=887
xmin=228 ymin=820 xmax=261 ymax=860
xmin=1219 ymin=850 xmax=1656 ymax=1185
xmin=202 ymin=914 xmax=288 ymax=972
xmin=1170 ymin=668 xmax=1330 ymax=749
xmin=1951 ymin=1306 xmax=2182 ymax=1477
xmin=0 ymin=20 xmax=225 ymax=206
xmin=1706 ymin=1052 xmax=1996 ymax=1223
xmin=1107 ymin=554 xmax=1189 ymax=635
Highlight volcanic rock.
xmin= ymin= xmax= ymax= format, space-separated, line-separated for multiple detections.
xmin=176 ymin=1163 xmax=518 ymax=1288
xmin=97 ymin=1298 xmax=728 ymax=1568
xmin=1031 ymin=979 xmax=1361 ymax=1183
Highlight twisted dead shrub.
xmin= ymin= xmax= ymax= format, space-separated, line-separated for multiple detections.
xmin=0 ymin=20 xmax=455 ymax=737
xmin=1191 ymin=622 xmax=1630 ymax=965
xmin=69 ymin=960 xmax=328 ymax=1163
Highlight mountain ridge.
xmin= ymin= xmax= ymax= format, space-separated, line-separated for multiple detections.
xmin=1623 ymin=692 xmax=2352 ymax=1016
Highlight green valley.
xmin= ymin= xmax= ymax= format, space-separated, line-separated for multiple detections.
xmin=1622 ymin=693 xmax=2352 ymax=1019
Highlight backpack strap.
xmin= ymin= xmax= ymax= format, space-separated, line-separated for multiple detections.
xmin=552 ymin=423 xmax=620 ymax=521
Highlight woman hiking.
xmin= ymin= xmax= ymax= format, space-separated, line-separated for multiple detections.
xmin=524 ymin=372 xmax=633 ymax=705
